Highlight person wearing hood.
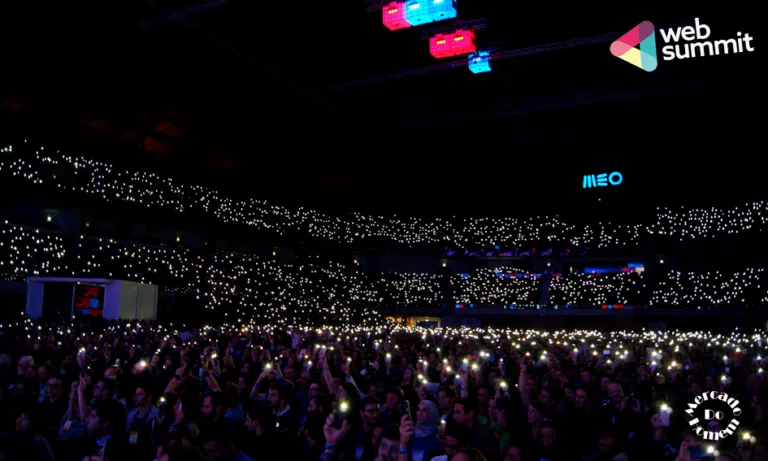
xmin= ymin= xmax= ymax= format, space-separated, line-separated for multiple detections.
xmin=411 ymin=400 xmax=442 ymax=461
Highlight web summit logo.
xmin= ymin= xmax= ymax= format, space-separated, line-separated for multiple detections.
xmin=686 ymin=391 xmax=742 ymax=441
xmin=610 ymin=18 xmax=755 ymax=72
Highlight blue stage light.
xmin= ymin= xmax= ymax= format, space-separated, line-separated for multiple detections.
xmin=428 ymin=0 xmax=457 ymax=22
xmin=468 ymin=50 xmax=491 ymax=73
xmin=405 ymin=0 xmax=432 ymax=26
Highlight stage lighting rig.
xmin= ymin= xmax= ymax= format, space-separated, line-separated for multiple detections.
xmin=468 ymin=50 xmax=491 ymax=73
xmin=313 ymin=29 xmax=623 ymax=90
xmin=381 ymin=0 xmax=459 ymax=30
xmin=382 ymin=2 xmax=411 ymax=30
xmin=429 ymin=29 xmax=477 ymax=58
xmin=424 ymin=18 xmax=487 ymax=59
xmin=365 ymin=0 xmax=388 ymax=13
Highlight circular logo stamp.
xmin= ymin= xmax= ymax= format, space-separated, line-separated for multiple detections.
xmin=685 ymin=391 xmax=742 ymax=441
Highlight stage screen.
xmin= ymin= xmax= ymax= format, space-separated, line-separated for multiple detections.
xmin=74 ymin=284 xmax=105 ymax=317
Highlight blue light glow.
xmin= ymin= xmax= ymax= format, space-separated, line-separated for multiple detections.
xmin=468 ymin=50 xmax=491 ymax=73
xmin=405 ymin=0 xmax=432 ymax=25
xmin=427 ymin=0 xmax=457 ymax=22
xmin=583 ymin=171 xmax=623 ymax=188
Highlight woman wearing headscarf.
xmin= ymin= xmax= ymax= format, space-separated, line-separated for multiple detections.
xmin=411 ymin=399 xmax=441 ymax=461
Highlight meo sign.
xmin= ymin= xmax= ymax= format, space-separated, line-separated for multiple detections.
xmin=583 ymin=172 xmax=623 ymax=189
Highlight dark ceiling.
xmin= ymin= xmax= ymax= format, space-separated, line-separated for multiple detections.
xmin=0 ymin=1 xmax=763 ymax=216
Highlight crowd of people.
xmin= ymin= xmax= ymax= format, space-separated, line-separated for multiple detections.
xmin=3 ymin=144 xmax=768 ymax=247
xmin=548 ymin=273 xmax=647 ymax=306
xmin=0 ymin=319 xmax=765 ymax=461
xmin=4 ymin=221 xmax=768 ymax=312
xmin=650 ymin=270 xmax=768 ymax=306
xmin=377 ymin=274 xmax=442 ymax=308
xmin=445 ymin=247 xmax=599 ymax=259
xmin=3 ymin=141 xmax=768 ymax=461
xmin=3 ymin=221 xmax=768 ymax=315
xmin=452 ymin=270 xmax=540 ymax=306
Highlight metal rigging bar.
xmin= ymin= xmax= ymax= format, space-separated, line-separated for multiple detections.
xmin=137 ymin=0 xmax=229 ymax=30
xmin=308 ymin=30 xmax=625 ymax=94
xmin=365 ymin=0 xmax=388 ymax=13
xmin=418 ymin=17 xmax=488 ymax=39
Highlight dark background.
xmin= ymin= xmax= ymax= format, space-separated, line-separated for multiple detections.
xmin=0 ymin=1 xmax=762 ymax=217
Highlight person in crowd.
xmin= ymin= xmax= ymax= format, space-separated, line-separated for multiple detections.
xmin=381 ymin=388 xmax=404 ymax=425
xmin=125 ymin=384 xmax=158 ymax=460
xmin=85 ymin=400 xmax=129 ymax=461
xmin=429 ymin=422 xmax=471 ymax=461
xmin=356 ymin=396 xmax=382 ymax=461
xmin=452 ymin=398 xmax=499 ymax=461
xmin=410 ymin=400 xmax=441 ymax=460
xmin=7 ymin=406 xmax=56 ymax=461
xmin=39 ymin=375 xmax=68 ymax=440
xmin=437 ymin=387 xmax=456 ymax=420
xmin=450 ymin=448 xmax=487 ymax=461
xmin=242 ymin=401 xmax=276 ymax=460
xmin=202 ymin=420 xmax=254 ymax=461
xmin=0 ymin=319 xmax=766 ymax=461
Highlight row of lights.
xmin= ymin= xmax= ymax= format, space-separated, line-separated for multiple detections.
xmin=3 ymin=144 xmax=768 ymax=247
xmin=4 ymin=221 xmax=768 ymax=308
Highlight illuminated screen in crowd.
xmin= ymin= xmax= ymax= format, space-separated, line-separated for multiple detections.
xmin=74 ymin=284 xmax=105 ymax=317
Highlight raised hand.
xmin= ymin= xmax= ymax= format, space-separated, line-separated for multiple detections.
xmin=399 ymin=414 xmax=414 ymax=448
xmin=77 ymin=376 xmax=87 ymax=394
xmin=323 ymin=412 xmax=351 ymax=447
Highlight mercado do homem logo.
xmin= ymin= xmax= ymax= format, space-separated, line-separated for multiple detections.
xmin=685 ymin=391 xmax=742 ymax=441
xmin=610 ymin=18 xmax=755 ymax=72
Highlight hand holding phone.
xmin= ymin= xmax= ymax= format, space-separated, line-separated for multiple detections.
xmin=333 ymin=401 xmax=351 ymax=429
xmin=399 ymin=414 xmax=414 ymax=446
xmin=659 ymin=404 xmax=672 ymax=427
xmin=401 ymin=400 xmax=412 ymax=420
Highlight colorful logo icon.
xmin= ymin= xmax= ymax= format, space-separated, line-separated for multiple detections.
xmin=610 ymin=21 xmax=658 ymax=72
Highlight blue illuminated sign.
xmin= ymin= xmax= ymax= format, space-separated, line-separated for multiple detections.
xmin=583 ymin=172 xmax=623 ymax=189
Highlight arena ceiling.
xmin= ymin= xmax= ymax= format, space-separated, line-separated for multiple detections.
xmin=0 ymin=1 xmax=762 ymax=216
